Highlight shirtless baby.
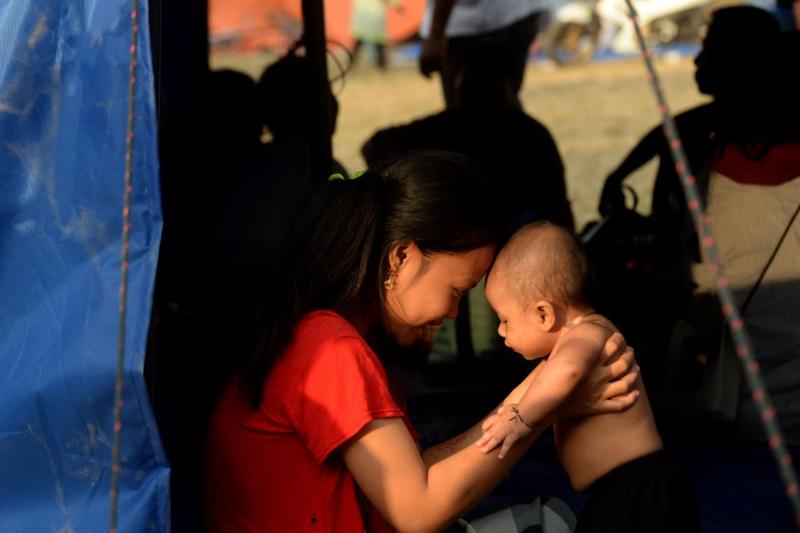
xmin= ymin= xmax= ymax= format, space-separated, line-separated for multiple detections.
xmin=477 ymin=222 xmax=698 ymax=533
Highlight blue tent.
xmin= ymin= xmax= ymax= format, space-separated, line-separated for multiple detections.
xmin=0 ymin=0 xmax=167 ymax=531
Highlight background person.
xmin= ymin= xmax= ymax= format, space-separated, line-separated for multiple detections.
xmin=418 ymin=0 xmax=548 ymax=107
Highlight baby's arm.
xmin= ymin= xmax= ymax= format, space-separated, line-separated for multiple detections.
xmin=477 ymin=325 xmax=609 ymax=458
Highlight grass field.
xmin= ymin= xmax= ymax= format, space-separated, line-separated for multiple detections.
xmin=211 ymin=52 xmax=708 ymax=230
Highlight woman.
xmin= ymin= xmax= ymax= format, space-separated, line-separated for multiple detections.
xmin=205 ymin=151 xmax=639 ymax=532
xmin=689 ymin=30 xmax=800 ymax=432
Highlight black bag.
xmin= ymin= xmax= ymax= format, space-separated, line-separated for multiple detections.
xmin=581 ymin=186 xmax=694 ymax=337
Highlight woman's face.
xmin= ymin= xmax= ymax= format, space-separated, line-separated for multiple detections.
xmin=384 ymin=244 xmax=495 ymax=346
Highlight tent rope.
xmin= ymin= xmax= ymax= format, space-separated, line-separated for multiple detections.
xmin=622 ymin=1 xmax=800 ymax=527
xmin=110 ymin=0 xmax=141 ymax=531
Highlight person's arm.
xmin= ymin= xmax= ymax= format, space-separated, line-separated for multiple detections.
xmin=599 ymin=125 xmax=663 ymax=215
xmin=419 ymin=0 xmax=457 ymax=77
xmin=476 ymin=325 xmax=609 ymax=457
xmin=344 ymin=414 xmax=544 ymax=533
xmin=516 ymin=332 xmax=608 ymax=420
xmin=343 ymin=363 xmax=548 ymax=533
xmin=342 ymin=330 xmax=637 ymax=532
xmin=424 ymin=331 xmax=638 ymax=466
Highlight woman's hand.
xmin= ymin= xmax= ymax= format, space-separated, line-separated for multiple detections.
xmin=558 ymin=332 xmax=640 ymax=418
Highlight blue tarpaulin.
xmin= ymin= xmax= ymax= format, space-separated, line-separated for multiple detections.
xmin=0 ymin=0 xmax=167 ymax=531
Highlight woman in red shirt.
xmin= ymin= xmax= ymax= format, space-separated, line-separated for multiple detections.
xmin=205 ymin=151 xmax=639 ymax=532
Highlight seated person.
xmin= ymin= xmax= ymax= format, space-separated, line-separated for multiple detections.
xmin=479 ymin=222 xmax=699 ymax=533
xmin=592 ymin=7 xmax=784 ymax=386
xmin=216 ymin=44 xmax=345 ymax=269
xmin=363 ymin=44 xmax=573 ymax=231
xmin=690 ymin=30 xmax=800 ymax=439
xmin=599 ymin=6 xmax=782 ymax=258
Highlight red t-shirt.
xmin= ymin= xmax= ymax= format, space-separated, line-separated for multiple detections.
xmin=205 ymin=310 xmax=415 ymax=532
xmin=714 ymin=142 xmax=800 ymax=186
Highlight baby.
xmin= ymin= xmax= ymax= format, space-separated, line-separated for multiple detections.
xmin=477 ymin=222 xmax=698 ymax=533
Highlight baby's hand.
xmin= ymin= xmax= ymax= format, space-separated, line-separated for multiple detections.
xmin=475 ymin=404 xmax=533 ymax=459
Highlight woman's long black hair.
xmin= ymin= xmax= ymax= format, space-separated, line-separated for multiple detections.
xmin=239 ymin=150 xmax=504 ymax=408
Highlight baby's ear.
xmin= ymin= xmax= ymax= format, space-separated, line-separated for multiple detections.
xmin=534 ymin=301 xmax=557 ymax=332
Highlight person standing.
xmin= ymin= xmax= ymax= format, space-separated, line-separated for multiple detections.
xmin=419 ymin=0 xmax=551 ymax=106
xmin=352 ymin=0 xmax=403 ymax=70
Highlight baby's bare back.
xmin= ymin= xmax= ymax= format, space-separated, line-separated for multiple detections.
xmin=554 ymin=316 xmax=662 ymax=491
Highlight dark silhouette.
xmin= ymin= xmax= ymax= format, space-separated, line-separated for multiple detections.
xmin=688 ymin=27 xmax=800 ymax=440
xmin=591 ymin=8 xmax=800 ymax=438
xmin=363 ymin=44 xmax=574 ymax=233
xmin=363 ymin=44 xmax=571 ymax=361
xmin=599 ymin=6 xmax=782 ymax=245
xmin=146 ymin=67 xmax=267 ymax=533
xmin=589 ymin=7 xmax=784 ymax=333
xmin=419 ymin=0 xmax=543 ymax=108
xmin=215 ymin=45 xmax=348 ymax=269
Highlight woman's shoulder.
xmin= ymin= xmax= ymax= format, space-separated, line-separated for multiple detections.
xmin=291 ymin=310 xmax=376 ymax=362
xmin=271 ymin=311 xmax=382 ymax=390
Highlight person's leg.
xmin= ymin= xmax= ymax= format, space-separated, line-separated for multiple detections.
xmin=442 ymin=34 xmax=473 ymax=107
xmin=497 ymin=12 xmax=543 ymax=97
xmin=376 ymin=43 xmax=388 ymax=70
xmin=352 ymin=39 xmax=363 ymax=63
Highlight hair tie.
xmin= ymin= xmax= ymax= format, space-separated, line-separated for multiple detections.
xmin=329 ymin=170 xmax=366 ymax=182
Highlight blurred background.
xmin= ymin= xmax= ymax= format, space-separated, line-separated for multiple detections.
xmin=206 ymin=0 xmax=789 ymax=229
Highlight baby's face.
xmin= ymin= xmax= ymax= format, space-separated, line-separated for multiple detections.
xmin=485 ymin=273 xmax=551 ymax=360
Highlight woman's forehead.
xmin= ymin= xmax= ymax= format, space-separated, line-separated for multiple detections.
xmin=427 ymin=246 xmax=494 ymax=279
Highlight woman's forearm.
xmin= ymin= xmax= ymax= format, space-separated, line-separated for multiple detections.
xmin=345 ymin=417 xmax=546 ymax=533
xmin=345 ymin=367 xmax=548 ymax=532
xmin=419 ymin=419 xmax=545 ymax=530
xmin=421 ymin=364 xmax=540 ymax=466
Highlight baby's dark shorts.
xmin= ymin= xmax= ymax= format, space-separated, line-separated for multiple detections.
xmin=575 ymin=450 xmax=699 ymax=533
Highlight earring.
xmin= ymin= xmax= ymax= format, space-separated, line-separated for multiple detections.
xmin=384 ymin=269 xmax=396 ymax=290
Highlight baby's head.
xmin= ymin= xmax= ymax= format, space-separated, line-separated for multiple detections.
xmin=485 ymin=222 xmax=590 ymax=359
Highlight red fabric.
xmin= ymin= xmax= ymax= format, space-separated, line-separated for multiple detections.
xmin=205 ymin=310 xmax=414 ymax=532
xmin=714 ymin=142 xmax=800 ymax=185
xmin=208 ymin=0 xmax=425 ymax=52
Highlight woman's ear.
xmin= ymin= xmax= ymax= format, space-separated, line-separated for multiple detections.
xmin=387 ymin=241 xmax=418 ymax=272
xmin=534 ymin=301 xmax=558 ymax=332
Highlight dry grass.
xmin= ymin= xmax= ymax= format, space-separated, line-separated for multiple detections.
xmin=211 ymin=53 xmax=708 ymax=229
